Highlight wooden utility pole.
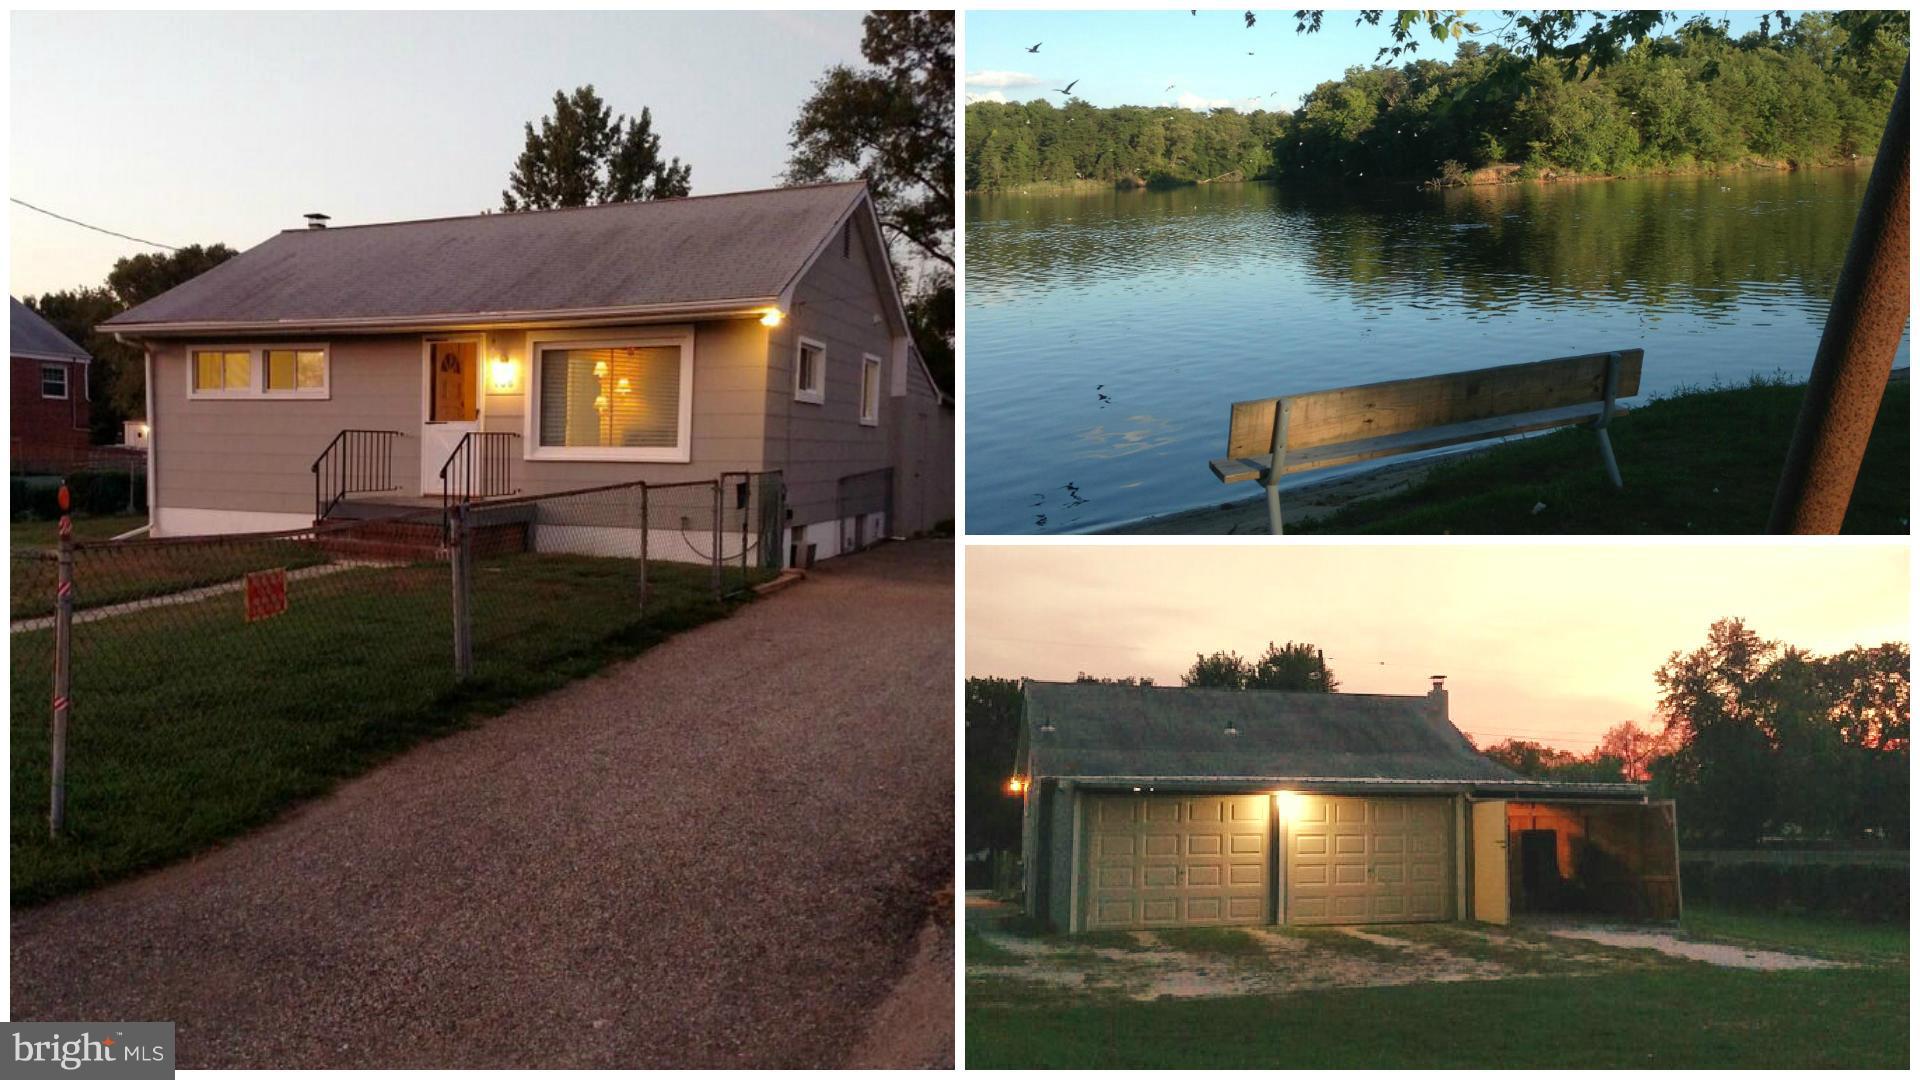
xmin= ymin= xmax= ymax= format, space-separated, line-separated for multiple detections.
xmin=1768 ymin=65 xmax=1910 ymax=533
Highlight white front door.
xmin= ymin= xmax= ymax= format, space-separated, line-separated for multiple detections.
xmin=422 ymin=338 xmax=482 ymax=495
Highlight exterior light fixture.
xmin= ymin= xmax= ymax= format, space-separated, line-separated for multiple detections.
xmin=1005 ymin=776 xmax=1028 ymax=796
xmin=1274 ymin=790 xmax=1302 ymax=822
xmin=488 ymin=354 xmax=521 ymax=393
xmin=759 ymin=308 xmax=785 ymax=327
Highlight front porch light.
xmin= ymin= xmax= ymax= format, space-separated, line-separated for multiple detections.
xmin=1005 ymin=775 xmax=1028 ymax=796
xmin=488 ymin=354 xmax=521 ymax=393
xmin=759 ymin=308 xmax=785 ymax=327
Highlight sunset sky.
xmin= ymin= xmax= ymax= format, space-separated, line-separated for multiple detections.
xmin=967 ymin=543 xmax=1910 ymax=752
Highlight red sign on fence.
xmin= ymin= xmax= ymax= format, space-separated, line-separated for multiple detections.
xmin=245 ymin=568 xmax=289 ymax=622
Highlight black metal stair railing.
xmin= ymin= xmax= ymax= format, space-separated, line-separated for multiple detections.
xmin=439 ymin=431 xmax=522 ymax=518
xmin=311 ymin=429 xmax=403 ymax=521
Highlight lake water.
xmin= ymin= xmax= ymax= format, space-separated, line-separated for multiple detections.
xmin=965 ymin=169 xmax=1910 ymax=533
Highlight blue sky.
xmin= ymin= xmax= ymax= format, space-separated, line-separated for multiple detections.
xmin=10 ymin=11 xmax=868 ymax=297
xmin=966 ymin=8 xmax=1780 ymax=113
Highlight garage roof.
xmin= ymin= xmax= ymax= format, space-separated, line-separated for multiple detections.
xmin=101 ymin=181 xmax=872 ymax=334
xmin=1021 ymin=680 xmax=1586 ymax=788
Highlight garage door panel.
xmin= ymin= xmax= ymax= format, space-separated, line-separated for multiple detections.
xmin=1085 ymin=794 xmax=1272 ymax=930
xmin=1287 ymin=795 xmax=1452 ymax=926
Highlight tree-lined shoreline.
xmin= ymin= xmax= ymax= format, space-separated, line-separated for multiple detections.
xmin=966 ymin=12 xmax=1906 ymax=193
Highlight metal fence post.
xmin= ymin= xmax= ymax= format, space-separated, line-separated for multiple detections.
xmin=50 ymin=485 xmax=74 ymax=836
xmin=710 ymin=480 xmax=723 ymax=600
xmin=450 ymin=502 xmax=474 ymax=680
xmin=638 ymin=483 xmax=649 ymax=614
xmin=740 ymin=476 xmax=751 ymax=586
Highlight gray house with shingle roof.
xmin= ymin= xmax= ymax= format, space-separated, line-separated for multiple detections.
xmin=100 ymin=181 xmax=951 ymax=559
xmin=1012 ymin=679 xmax=1680 ymax=932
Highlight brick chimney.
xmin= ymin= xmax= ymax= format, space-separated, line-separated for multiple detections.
xmin=1428 ymin=675 xmax=1448 ymax=721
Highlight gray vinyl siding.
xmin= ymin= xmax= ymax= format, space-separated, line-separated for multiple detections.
xmin=150 ymin=335 xmax=421 ymax=516
xmin=481 ymin=320 xmax=771 ymax=493
xmin=764 ymin=219 xmax=898 ymax=532
xmin=886 ymin=355 xmax=953 ymax=535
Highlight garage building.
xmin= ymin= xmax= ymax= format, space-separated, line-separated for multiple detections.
xmin=1013 ymin=678 xmax=1680 ymax=932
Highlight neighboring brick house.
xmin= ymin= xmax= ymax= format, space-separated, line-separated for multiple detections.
xmin=11 ymin=297 xmax=94 ymax=471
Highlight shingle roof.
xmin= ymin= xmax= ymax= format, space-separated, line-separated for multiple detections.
xmin=1022 ymin=681 xmax=1528 ymax=784
xmin=11 ymin=298 xmax=91 ymax=362
xmin=103 ymin=181 xmax=871 ymax=332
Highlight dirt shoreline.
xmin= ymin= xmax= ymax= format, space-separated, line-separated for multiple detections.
xmin=1100 ymin=445 xmax=1495 ymax=535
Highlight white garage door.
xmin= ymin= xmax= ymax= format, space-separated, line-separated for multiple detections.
xmin=1287 ymin=796 xmax=1451 ymax=925
xmin=1084 ymin=794 xmax=1270 ymax=930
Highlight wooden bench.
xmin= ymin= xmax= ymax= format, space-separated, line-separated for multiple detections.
xmin=1209 ymin=349 xmax=1643 ymax=534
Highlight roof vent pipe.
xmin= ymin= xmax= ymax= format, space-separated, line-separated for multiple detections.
xmin=304 ymin=213 xmax=330 ymax=230
xmin=1430 ymin=674 xmax=1447 ymax=692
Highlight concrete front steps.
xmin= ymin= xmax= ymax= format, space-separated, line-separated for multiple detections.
xmin=313 ymin=516 xmax=530 ymax=563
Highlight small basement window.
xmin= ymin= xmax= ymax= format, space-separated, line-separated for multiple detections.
xmin=860 ymin=354 xmax=882 ymax=425
xmin=795 ymin=338 xmax=827 ymax=405
xmin=40 ymin=364 xmax=68 ymax=399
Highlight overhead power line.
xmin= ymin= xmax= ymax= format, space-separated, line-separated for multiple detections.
xmin=10 ymin=197 xmax=178 ymax=251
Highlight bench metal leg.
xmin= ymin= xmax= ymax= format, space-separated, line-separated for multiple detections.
xmin=1264 ymin=480 xmax=1284 ymax=536
xmin=1596 ymin=428 xmax=1623 ymax=489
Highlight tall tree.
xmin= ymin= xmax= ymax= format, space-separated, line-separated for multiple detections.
xmin=787 ymin=11 xmax=954 ymax=394
xmin=1247 ymin=641 xmax=1339 ymax=692
xmin=1182 ymin=649 xmax=1250 ymax=689
xmin=501 ymin=85 xmax=690 ymax=211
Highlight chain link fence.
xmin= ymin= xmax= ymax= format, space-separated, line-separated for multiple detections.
xmin=11 ymin=472 xmax=783 ymax=899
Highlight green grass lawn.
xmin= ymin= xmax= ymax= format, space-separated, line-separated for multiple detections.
xmin=11 ymin=513 xmax=147 ymax=549
xmin=967 ymin=908 xmax=1909 ymax=1068
xmin=11 ymin=552 xmax=756 ymax=905
xmin=1295 ymin=378 xmax=1909 ymax=534
xmin=967 ymin=964 xmax=1909 ymax=1068
xmin=10 ymin=523 xmax=329 ymax=621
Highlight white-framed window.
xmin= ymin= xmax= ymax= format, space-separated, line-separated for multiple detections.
xmin=795 ymin=337 xmax=827 ymax=404
xmin=187 ymin=344 xmax=330 ymax=399
xmin=526 ymin=327 xmax=694 ymax=463
xmin=860 ymin=354 xmax=882 ymax=426
xmin=40 ymin=364 xmax=68 ymax=400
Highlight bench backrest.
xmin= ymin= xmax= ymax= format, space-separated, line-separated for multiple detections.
xmin=1224 ymin=349 xmax=1645 ymax=458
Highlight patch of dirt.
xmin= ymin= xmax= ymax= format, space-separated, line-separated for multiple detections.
xmin=1546 ymin=928 xmax=1843 ymax=971
xmin=845 ymin=896 xmax=955 ymax=1069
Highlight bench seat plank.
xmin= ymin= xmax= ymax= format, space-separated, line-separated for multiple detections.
xmin=1211 ymin=401 xmax=1619 ymax=484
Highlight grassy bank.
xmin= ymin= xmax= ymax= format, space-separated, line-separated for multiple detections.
xmin=967 ymin=964 xmax=1908 ymax=1068
xmin=11 ymin=554 xmax=759 ymax=904
xmin=1292 ymin=376 xmax=1909 ymax=534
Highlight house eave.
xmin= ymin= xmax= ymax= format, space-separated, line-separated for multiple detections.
xmin=12 ymin=350 xmax=91 ymax=364
xmin=101 ymin=297 xmax=780 ymax=339
xmin=1037 ymin=775 xmax=1652 ymax=801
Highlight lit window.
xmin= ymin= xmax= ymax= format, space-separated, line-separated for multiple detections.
xmin=860 ymin=354 xmax=882 ymax=426
xmin=40 ymin=364 xmax=68 ymax=399
xmin=536 ymin=343 xmax=685 ymax=455
xmin=192 ymin=349 xmax=252 ymax=394
xmin=264 ymin=349 xmax=327 ymax=394
xmin=795 ymin=338 xmax=827 ymax=404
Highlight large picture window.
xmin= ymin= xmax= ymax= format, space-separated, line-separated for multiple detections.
xmin=528 ymin=331 xmax=693 ymax=462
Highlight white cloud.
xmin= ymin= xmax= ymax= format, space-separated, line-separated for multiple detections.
xmin=966 ymin=69 xmax=1046 ymax=91
xmin=966 ymin=90 xmax=1014 ymax=104
xmin=1175 ymin=91 xmax=1230 ymax=112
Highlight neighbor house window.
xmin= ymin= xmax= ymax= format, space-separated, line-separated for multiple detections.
xmin=528 ymin=331 xmax=693 ymax=462
xmin=860 ymin=354 xmax=882 ymax=426
xmin=40 ymin=364 xmax=68 ymax=400
xmin=189 ymin=345 xmax=329 ymax=399
xmin=795 ymin=338 xmax=826 ymax=404
xmin=263 ymin=348 xmax=328 ymax=395
xmin=191 ymin=349 xmax=252 ymax=395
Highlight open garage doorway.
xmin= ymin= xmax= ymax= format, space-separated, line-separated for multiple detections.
xmin=1504 ymin=801 xmax=1682 ymax=921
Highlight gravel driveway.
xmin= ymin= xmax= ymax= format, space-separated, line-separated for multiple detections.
xmin=12 ymin=541 xmax=954 ymax=1068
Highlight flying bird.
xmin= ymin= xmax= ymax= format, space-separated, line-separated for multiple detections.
xmin=1245 ymin=11 xmax=1257 ymax=29
xmin=1166 ymin=83 xmax=1177 ymax=91
xmin=1053 ymin=79 xmax=1080 ymax=95
xmin=1026 ymin=42 xmax=1042 ymax=53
